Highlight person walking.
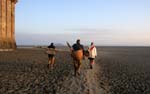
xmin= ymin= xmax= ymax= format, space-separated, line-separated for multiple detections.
xmin=47 ymin=43 xmax=56 ymax=69
xmin=88 ymin=42 xmax=97 ymax=69
xmin=71 ymin=39 xmax=84 ymax=76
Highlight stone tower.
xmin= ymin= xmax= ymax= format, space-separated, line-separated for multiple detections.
xmin=0 ymin=0 xmax=17 ymax=51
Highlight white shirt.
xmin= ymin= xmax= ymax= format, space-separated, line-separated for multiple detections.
xmin=88 ymin=45 xmax=97 ymax=58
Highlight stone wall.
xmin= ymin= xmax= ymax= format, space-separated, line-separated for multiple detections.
xmin=0 ymin=0 xmax=17 ymax=50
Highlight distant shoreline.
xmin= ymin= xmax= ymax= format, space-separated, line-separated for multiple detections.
xmin=17 ymin=45 xmax=150 ymax=48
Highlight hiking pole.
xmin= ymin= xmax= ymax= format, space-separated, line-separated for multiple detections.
xmin=66 ymin=42 xmax=71 ymax=48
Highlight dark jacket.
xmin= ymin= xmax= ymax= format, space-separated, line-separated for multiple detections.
xmin=48 ymin=45 xmax=55 ymax=49
xmin=72 ymin=43 xmax=84 ymax=51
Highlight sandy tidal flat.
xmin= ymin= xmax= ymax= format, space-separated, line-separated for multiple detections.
xmin=0 ymin=47 xmax=150 ymax=94
xmin=99 ymin=47 xmax=150 ymax=94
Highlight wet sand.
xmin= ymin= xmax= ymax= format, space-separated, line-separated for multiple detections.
xmin=99 ymin=47 xmax=150 ymax=94
xmin=0 ymin=47 xmax=150 ymax=94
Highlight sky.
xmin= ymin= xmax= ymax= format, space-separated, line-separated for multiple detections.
xmin=15 ymin=0 xmax=150 ymax=46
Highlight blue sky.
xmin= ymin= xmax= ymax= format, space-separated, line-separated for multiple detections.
xmin=15 ymin=0 xmax=150 ymax=46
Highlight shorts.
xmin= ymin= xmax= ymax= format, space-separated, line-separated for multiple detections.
xmin=48 ymin=54 xmax=55 ymax=58
xmin=88 ymin=57 xmax=94 ymax=61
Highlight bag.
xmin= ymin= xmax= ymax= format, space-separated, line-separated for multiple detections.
xmin=46 ymin=48 xmax=56 ymax=55
xmin=72 ymin=49 xmax=83 ymax=60
xmin=84 ymin=50 xmax=89 ymax=57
